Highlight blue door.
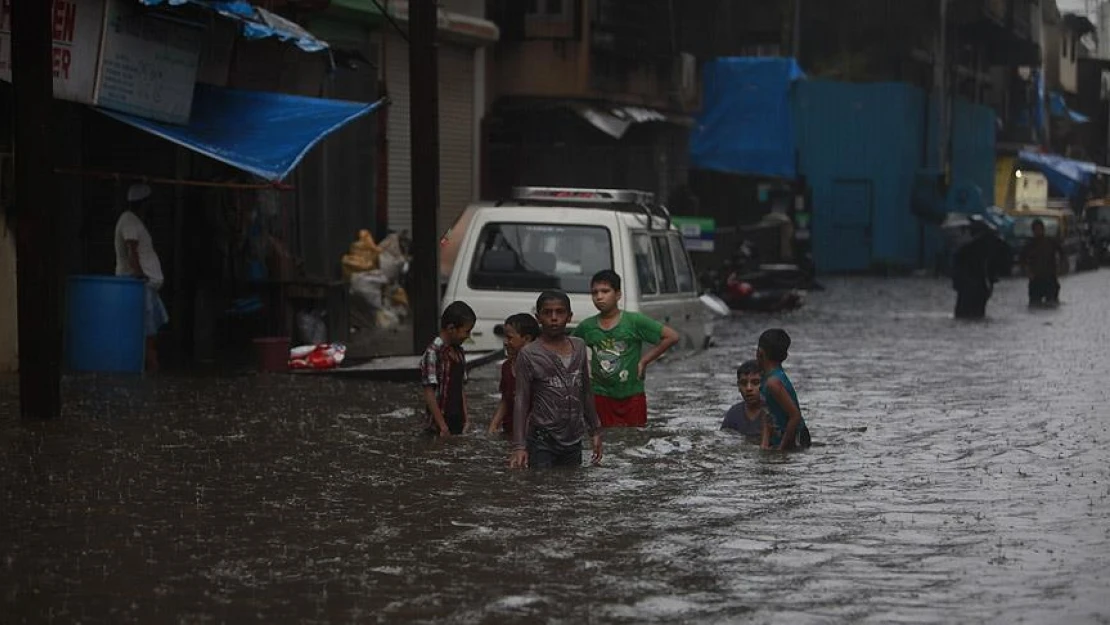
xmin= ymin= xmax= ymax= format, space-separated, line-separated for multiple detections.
xmin=829 ymin=179 xmax=873 ymax=271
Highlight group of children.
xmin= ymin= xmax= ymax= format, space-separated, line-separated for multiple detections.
xmin=419 ymin=270 xmax=811 ymax=470
xmin=719 ymin=329 xmax=812 ymax=450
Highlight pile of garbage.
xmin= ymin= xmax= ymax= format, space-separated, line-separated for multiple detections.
xmin=343 ymin=229 xmax=410 ymax=331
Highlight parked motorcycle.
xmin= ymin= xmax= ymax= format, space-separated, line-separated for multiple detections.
xmin=702 ymin=241 xmax=810 ymax=313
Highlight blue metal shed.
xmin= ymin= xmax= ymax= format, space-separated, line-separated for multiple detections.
xmin=794 ymin=82 xmax=997 ymax=273
xmin=687 ymin=58 xmax=1000 ymax=274
xmin=794 ymin=80 xmax=927 ymax=272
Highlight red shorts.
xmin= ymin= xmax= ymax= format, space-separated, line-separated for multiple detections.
xmin=595 ymin=393 xmax=648 ymax=428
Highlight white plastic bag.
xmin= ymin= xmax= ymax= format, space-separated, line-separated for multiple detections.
xmin=349 ymin=271 xmax=387 ymax=310
xmin=377 ymin=233 xmax=405 ymax=283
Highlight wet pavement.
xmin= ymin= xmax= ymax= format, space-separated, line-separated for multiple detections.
xmin=2 ymin=273 xmax=1109 ymax=624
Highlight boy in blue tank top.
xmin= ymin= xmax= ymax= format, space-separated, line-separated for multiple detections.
xmin=756 ymin=329 xmax=812 ymax=450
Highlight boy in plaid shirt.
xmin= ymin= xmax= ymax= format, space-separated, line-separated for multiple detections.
xmin=420 ymin=301 xmax=476 ymax=436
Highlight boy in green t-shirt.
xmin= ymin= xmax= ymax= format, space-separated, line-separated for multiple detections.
xmin=572 ymin=270 xmax=680 ymax=427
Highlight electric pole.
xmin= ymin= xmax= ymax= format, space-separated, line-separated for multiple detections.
xmin=935 ymin=0 xmax=950 ymax=174
xmin=792 ymin=0 xmax=802 ymax=59
xmin=12 ymin=0 xmax=63 ymax=418
xmin=409 ymin=0 xmax=441 ymax=353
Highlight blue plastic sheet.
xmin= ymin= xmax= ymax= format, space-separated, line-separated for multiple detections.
xmin=1017 ymin=149 xmax=1097 ymax=199
xmin=97 ymin=84 xmax=384 ymax=181
xmin=1049 ymin=92 xmax=1090 ymax=123
xmin=689 ymin=57 xmax=805 ymax=179
xmin=139 ymin=0 xmax=328 ymax=52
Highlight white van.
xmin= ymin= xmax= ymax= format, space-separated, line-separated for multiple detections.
xmin=441 ymin=186 xmax=717 ymax=353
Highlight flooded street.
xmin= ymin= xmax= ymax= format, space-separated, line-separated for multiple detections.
xmin=2 ymin=274 xmax=1110 ymax=624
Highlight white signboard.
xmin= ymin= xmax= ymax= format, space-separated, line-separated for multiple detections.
xmin=0 ymin=0 xmax=107 ymax=104
xmin=94 ymin=0 xmax=202 ymax=124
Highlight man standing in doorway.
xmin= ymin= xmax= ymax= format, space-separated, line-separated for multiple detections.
xmin=115 ymin=183 xmax=168 ymax=372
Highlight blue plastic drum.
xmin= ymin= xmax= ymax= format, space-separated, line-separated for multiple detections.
xmin=66 ymin=276 xmax=146 ymax=373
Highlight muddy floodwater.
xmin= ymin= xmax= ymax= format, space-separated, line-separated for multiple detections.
xmin=2 ymin=275 xmax=1109 ymax=624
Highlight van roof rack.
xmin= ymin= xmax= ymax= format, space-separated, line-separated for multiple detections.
xmin=508 ymin=186 xmax=671 ymax=227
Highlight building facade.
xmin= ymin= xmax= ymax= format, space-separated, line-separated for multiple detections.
xmin=481 ymin=0 xmax=704 ymax=207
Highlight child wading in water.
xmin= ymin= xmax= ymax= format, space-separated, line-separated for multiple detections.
xmin=757 ymin=329 xmax=812 ymax=450
xmin=419 ymin=301 xmax=476 ymax=437
xmin=721 ymin=360 xmax=769 ymax=444
xmin=488 ymin=313 xmax=540 ymax=437
xmin=573 ymin=270 xmax=679 ymax=427
xmin=509 ymin=291 xmax=603 ymax=469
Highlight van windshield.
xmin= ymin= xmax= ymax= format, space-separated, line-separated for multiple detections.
xmin=468 ymin=223 xmax=613 ymax=293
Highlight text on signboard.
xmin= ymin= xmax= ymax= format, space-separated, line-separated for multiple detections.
xmin=0 ymin=0 xmax=80 ymax=79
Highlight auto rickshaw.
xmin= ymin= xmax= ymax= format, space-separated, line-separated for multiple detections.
xmin=1083 ymin=199 xmax=1110 ymax=264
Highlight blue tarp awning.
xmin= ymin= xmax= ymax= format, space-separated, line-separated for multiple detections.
xmin=1049 ymin=92 xmax=1090 ymax=123
xmin=97 ymin=84 xmax=384 ymax=181
xmin=1017 ymin=149 xmax=1097 ymax=199
xmin=139 ymin=0 xmax=328 ymax=52
xmin=689 ymin=57 xmax=805 ymax=179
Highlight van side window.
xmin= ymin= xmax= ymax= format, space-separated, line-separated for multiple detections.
xmin=668 ymin=234 xmax=696 ymax=293
xmin=633 ymin=233 xmax=658 ymax=295
xmin=651 ymin=236 xmax=678 ymax=294
xmin=468 ymin=223 xmax=612 ymax=293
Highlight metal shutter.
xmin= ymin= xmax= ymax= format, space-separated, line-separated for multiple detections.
xmin=384 ymin=33 xmax=412 ymax=234
xmin=384 ymin=36 xmax=474 ymax=235
xmin=437 ymin=44 xmax=475 ymax=231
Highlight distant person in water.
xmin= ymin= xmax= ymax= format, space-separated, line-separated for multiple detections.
xmin=721 ymin=360 xmax=769 ymax=444
xmin=757 ymin=329 xmax=811 ymax=450
xmin=951 ymin=215 xmax=1008 ymax=319
xmin=1020 ymin=218 xmax=1068 ymax=307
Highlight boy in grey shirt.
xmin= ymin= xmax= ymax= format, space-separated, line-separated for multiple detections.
xmin=510 ymin=290 xmax=604 ymax=469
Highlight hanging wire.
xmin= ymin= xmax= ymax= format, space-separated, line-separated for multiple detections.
xmin=370 ymin=0 xmax=411 ymax=43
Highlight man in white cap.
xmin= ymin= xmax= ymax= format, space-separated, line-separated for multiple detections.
xmin=114 ymin=182 xmax=168 ymax=372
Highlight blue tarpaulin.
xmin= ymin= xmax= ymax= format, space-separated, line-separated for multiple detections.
xmin=97 ymin=84 xmax=384 ymax=181
xmin=139 ymin=0 xmax=328 ymax=52
xmin=689 ymin=57 xmax=805 ymax=179
xmin=1049 ymin=92 xmax=1090 ymax=123
xmin=1017 ymin=149 xmax=1097 ymax=199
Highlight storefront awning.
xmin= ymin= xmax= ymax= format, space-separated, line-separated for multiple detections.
xmin=96 ymin=84 xmax=384 ymax=181
xmin=139 ymin=0 xmax=329 ymax=52
xmin=1017 ymin=149 xmax=1097 ymax=200
xmin=573 ymin=103 xmax=688 ymax=139
xmin=492 ymin=98 xmax=692 ymax=140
